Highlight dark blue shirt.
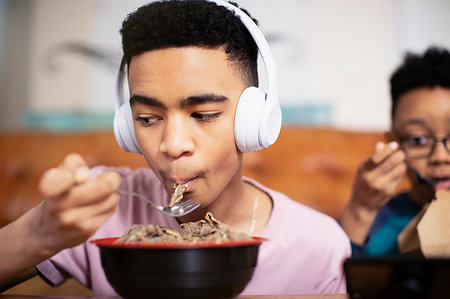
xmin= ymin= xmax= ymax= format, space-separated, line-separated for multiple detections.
xmin=350 ymin=192 xmax=422 ymax=257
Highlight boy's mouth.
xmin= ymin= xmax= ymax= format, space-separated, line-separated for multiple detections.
xmin=161 ymin=173 xmax=203 ymax=192
xmin=408 ymin=165 xmax=450 ymax=189
xmin=433 ymin=177 xmax=450 ymax=191
xmin=159 ymin=167 xmax=207 ymax=198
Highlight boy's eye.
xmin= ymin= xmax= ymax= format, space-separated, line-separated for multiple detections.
xmin=191 ymin=112 xmax=221 ymax=121
xmin=404 ymin=136 xmax=433 ymax=147
xmin=135 ymin=116 xmax=159 ymax=126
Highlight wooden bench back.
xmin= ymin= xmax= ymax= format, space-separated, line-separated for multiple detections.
xmin=0 ymin=127 xmax=410 ymax=227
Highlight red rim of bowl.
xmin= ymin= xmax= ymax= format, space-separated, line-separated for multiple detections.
xmin=91 ymin=236 xmax=267 ymax=249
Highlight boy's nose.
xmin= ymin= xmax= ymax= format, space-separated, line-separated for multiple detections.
xmin=160 ymin=117 xmax=195 ymax=159
xmin=429 ymin=139 xmax=450 ymax=163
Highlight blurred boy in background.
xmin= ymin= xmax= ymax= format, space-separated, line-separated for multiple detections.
xmin=340 ymin=46 xmax=450 ymax=256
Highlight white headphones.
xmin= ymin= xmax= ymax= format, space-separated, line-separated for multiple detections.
xmin=113 ymin=0 xmax=282 ymax=153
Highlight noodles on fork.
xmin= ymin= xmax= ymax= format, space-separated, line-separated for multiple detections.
xmin=169 ymin=183 xmax=187 ymax=207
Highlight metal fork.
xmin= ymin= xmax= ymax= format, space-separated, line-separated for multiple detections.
xmin=116 ymin=189 xmax=200 ymax=217
xmin=406 ymin=164 xmax=438 ymax=185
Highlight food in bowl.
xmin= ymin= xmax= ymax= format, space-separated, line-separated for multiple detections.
xmin=92 ymin=213 xmax=265 ymax=299
xmin=115 ymin=212 xmax=251 ymax=243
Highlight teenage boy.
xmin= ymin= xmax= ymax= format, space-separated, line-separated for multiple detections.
xmin=0 ymin=0 xmax=350 ymax=295
xmin=340 ymin=46 xmax=450 ymax=256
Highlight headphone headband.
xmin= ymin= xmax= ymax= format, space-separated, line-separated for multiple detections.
xmin=116 ymin=57 xmax=127 ymax=107
xmin=211 ymin=0 xmax=279 ymax=102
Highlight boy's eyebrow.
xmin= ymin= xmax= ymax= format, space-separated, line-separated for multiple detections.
xmin=397 ymin=118 xmax=431 ymax=131
xmin=130 ymin=95 xmax=166 ymax=109
xmin=129 ymin=93 xmax=229 ymax=109
xmin=401 ymin=119 xmax=426 ymax=127
xmin=180 ymin=94 xmax=229 ymax=108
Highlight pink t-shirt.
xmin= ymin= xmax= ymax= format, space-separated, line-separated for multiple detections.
xmin=37 ymin=167 xmax=350 ymax=295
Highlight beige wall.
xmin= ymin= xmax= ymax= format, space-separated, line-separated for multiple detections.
xmin=0 ymin=0 xmax=31 ymax=130
xmin=1 ymin=0 xmax=450 ymax=131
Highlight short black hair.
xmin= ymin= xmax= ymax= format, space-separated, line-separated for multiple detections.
xmin=390 ymin=46 xmax=450 ymax=119
xmin=120 ymin=0 xmax=259 ymax=86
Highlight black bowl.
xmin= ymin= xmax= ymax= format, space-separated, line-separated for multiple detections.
xmin=92 ymin=237 xmax=265 ymax=299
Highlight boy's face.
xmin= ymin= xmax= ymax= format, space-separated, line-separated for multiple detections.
xmin=127 ymin=47 xmax=247 ymax=206
xmin=393 ymin=87 xmax=450 ymax=197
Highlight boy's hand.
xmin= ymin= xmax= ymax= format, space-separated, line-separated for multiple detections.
xmin=36 ymin=153 xmax=121 ymax=254
xmin=350 ymin=141 xmax=406 ymax=211
xmin=340 ymin=141 xmax=406 ymax=244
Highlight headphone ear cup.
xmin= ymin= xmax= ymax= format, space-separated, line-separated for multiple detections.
xmin=113 ymin=102 xmax=141 ymax=154
xmin=234 ymin=87 xmax=266 ymax=152
xmin=258 ymin=97 xmax=282 ymax=149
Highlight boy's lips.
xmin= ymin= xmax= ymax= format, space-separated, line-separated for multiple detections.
xmin=165 ymin=177 xmax=198 ymax=191
xmin=433 ymin=178 xmax=450 ymax=191
xmin=160 ymin=170 xmax=205 ymax=192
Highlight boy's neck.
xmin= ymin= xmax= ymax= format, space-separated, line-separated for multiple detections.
xmin=177 ymin=176 xmax=273 ymax=235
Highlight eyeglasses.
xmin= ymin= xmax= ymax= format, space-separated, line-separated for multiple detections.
xmin=398 ymin=135 xmax=450 ymax=158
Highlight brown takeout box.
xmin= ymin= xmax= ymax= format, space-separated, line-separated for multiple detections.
xmin=397 ymin=189 xmax=450 ymax=258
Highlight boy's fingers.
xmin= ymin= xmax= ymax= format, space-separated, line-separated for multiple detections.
xmin=390 ymin=162 xmax=407 ymax=181
xmin=60 ymin=153 xmax=91 ymax=184
xmin=74 ymin=191 xmax=120 ymax=221
xmin=97 ymin=171 xmax=122 ymax=190
xmin=388 ymin=141 xmax=399 ymax=151
xmin=64 ymin=171 xmax=121 ymax=208
xmin=39 ymin=168 xmax=75 ymax=198
xmin=39 ymin=154 xmax=93 ymax=198
xmin=74 ymin=166 xmax=91 ymax=184
xmin=379 ymin=162 xmax=407 ymax=190
xmin=368 ymin=149 xmax=405 ymax=182
xmin=59 ymin=153 xmax=89 ymax=173
xmin=371 ymin=141 xmax=399 ymax=165
xmin=375 ymin=141 xmax=385 ymax=151
xmin=370 ymin=142 xmax=387 ymax=164
xmin=377 ymin=150 xmax=406 ymax=176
